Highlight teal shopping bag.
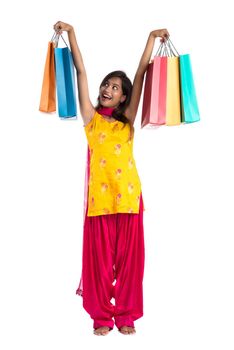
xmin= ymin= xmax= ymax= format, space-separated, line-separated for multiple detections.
xmin=179 ymin=54 xmax=200 ymax=123
xmin=54 ymin=35 xmax=77 ymax=118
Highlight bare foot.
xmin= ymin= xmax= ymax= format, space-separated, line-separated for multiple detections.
xmin=93 ymin=326 xmax=111 ymax=336
xmin=119 ymin=326 xmax=136 ymax=335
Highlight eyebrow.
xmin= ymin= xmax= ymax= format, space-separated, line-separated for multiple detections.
xmin=106 ymin=80 xmax=120 ymax=87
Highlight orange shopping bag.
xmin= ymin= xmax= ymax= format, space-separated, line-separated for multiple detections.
xmin=39 ymin=34 xmax=56 ymax=112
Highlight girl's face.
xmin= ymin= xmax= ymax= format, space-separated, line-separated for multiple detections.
xmin=99 ymin=77 xmax=126 ymax=108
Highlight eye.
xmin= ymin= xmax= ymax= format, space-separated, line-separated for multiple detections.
xmin=113 ymin=86 xmax=118 ymax=90
xmin=104 ymin=82 xmax=109 ymax=87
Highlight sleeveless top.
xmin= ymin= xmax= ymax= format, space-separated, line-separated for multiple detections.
xmin=83 ymin=111 xmax=144 ymax=216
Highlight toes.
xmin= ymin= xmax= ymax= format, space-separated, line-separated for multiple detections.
xmin=119 ymin=326 xmax=136 ymax=335
xmin=94 ymin=331 xmax=108 ymax=335
xmin=127 ymin=328 xmax=136 ymax=335
xmin=94 ymin=326 xmax=111 ymax=336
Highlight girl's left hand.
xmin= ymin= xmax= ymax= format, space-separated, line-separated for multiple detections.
xmin=150 ymin=29 xmax=170 ymax=42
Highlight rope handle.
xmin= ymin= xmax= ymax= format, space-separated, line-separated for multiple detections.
xmin=166 ymin=37 xmax=180 ymax=56
xmin=50 ymin=31 xmax=68 ymax=48
xmin=154 ymin=37 xmax=180 ymax=57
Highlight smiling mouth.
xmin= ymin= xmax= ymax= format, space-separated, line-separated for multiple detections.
xmin=101 ymin=93 xmax=112 ymax=101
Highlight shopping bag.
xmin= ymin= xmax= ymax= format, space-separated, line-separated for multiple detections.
xmin=141 ymin=51 xmax=167 ymax=128
xmin=141 ymin=41 xmax=181 ymax=128
xmin=54 ymin=35 xmax=77 ymax=118
xmin=39 ymin=40 xmax=56 ymax=112
xmin=167 ymin=38 xmax=200 ymax=124
xmin=141 ymin=38 xmax=200 ymax=128
xmin=179 ymin=54 xmax=200 ymax=123
xmin=165 ymin=55 xmax=181 ymax=126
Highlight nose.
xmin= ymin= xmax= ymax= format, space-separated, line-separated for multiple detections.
xmin=104 ymin=86 xmax=112 ymax=94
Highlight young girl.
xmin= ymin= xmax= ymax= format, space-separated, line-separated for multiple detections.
xmin=53 ymin=21 xmax=169 ymax=336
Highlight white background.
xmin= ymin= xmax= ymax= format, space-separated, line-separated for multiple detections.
xmin=0 ymin=0 xmax=234 ymax=349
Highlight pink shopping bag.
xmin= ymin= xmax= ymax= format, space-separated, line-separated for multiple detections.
xmin=141 ymin=54 xmax=167 ymax=128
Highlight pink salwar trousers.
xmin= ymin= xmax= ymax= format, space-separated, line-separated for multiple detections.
xmin=76 ymin=192 xmax=145 ymax=330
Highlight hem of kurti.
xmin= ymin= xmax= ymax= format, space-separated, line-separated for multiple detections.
xmin=87 ymin=207 xmax=140 ymax=217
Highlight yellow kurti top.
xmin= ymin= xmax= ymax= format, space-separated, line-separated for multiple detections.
xmin=84 ymin=111 xmax=143 ymax=216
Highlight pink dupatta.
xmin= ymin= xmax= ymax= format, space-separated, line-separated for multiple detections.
xmin=76 ymin=107 xmax=114 ymax=296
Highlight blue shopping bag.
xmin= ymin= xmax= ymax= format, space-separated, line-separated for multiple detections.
xmin=54 ymin=35 xmax=77 ymax=118
xmin=179 ymin=54 xmax=200 ymax=123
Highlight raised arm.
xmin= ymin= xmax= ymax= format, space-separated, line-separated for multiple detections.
xmin=125 ymin=29 xmax=170 ymax=124
xmin=53 ymin=21 xmax=95 ymax=125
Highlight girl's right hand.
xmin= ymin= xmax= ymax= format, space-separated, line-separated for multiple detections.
xmin=53 ymin=21 xmax=73 ymax=35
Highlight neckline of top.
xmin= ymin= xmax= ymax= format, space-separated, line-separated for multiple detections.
xmin=97 ymin=111 xmax=119 ymax=124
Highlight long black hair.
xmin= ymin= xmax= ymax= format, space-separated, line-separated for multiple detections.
xmin=95 ymin=70 xmax=134 ymax=138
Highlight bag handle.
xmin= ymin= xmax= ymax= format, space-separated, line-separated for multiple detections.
xmin=51 ymin=31 xmax=68 ymax=48
xmin=155 ymin=41 xmax=170 ymax=57
xmin=154 ymin=37 xmax=180 ymax=57
xmin=166 ymin=38 xmax=180 ymax=56
xmin=155 ymin=42 xmax=163 ymax=56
